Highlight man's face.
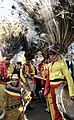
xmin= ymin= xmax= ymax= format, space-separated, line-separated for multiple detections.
xmin=26 ymin=60 xmax=30 ymax=65
xmin=44 ymin=59 xmax=48 ymax=64
xmin=5 ymin=59 xmax=10 ymax=66
xmin=11 ymin=79 xmax=18 ymax=86
xmin=49 ymin=54 xmax=54 ymax=61
xmin=49 ymin=54 xmax=58 ymax=62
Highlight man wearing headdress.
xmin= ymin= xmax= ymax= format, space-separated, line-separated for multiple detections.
xmin=0 ymin=57 xmax=15 ymax=79
xmin=47 ymin=47 xmax=74 ymax=120
xmin=20 ymin=53 xmax=35 ymax=91
xmin=0 ymin=56 xmax=15 ymax=113
xmin=20 ymin=53 xmax=35 ymax=109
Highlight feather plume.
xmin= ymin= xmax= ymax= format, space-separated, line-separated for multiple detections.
xmin=15 ymin=0 xmax=74 ymax=55
xmin=0 ymin=0 xmax=74 ymax=58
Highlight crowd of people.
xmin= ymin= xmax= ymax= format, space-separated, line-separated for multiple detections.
xmin=0 ymin=48 xmax=74 ymax=120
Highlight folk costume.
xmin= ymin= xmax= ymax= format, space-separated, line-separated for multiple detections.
xmin=0 ymin=59 xmax=14 ymax=79
xmin=0 ymin=58 xmax=14 ymax=112
xmin=20 ymin=59 xmax=35 ymax=92
xmin=1 ymin=74 xmax=29 ymax=120
xmin=48 ymin=50 xmax=74 ymax=120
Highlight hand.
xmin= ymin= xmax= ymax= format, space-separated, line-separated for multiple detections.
xmin=18 ymin=107 xmax=23 ymax=112
xmin=28 ymin=74 xmax=31 ymax=78
xmin=44 ymin=95 xmax=48 ymax=98
xmin=24 ymin=90 xmax=32 ymax=102
xmin=70 ymin=96 xmax=74 ymax=100
xmin=44 ymin=93 xmax=48 ymax=98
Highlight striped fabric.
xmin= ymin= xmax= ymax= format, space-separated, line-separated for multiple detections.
xmin=4 ymin=87 xmax=21 ymax=98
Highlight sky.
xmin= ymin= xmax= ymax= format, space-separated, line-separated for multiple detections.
xmin=0 ymin=0 xmax=20 ymax=22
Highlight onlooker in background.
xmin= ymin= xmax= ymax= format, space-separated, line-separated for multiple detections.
xmin=30 ymin=60 xmax=36 ymax=100
xmin=13 ymin=62 xmax=22 ymax=78
xmin=35 ymin=60 xmax=44 ymax=102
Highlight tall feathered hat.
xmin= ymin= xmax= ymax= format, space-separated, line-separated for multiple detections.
xmin=48 ymin=44 xmax=61 ymax=55
xmin=20 ymin=0 xmax=74 ymax=56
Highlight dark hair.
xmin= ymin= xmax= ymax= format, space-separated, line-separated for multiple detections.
xmin=5 ymin=57 xmax=11 ymax=61
xmin=48 ymin=50 xmax=57 ymax=55
xmin=17 ymin=62 xmax=22 ymax=65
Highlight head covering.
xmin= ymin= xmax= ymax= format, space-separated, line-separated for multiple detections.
xmin=48 ymin=44 xmax=60 ymax=55
xmin=12 ymin=74 xmax=19 ymax=80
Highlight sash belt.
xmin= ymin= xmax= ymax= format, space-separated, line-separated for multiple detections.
xmin=5 ymin=103 xmax=21 ymax=111
xmin=50 ymin=79 xmax=64 ymax=82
